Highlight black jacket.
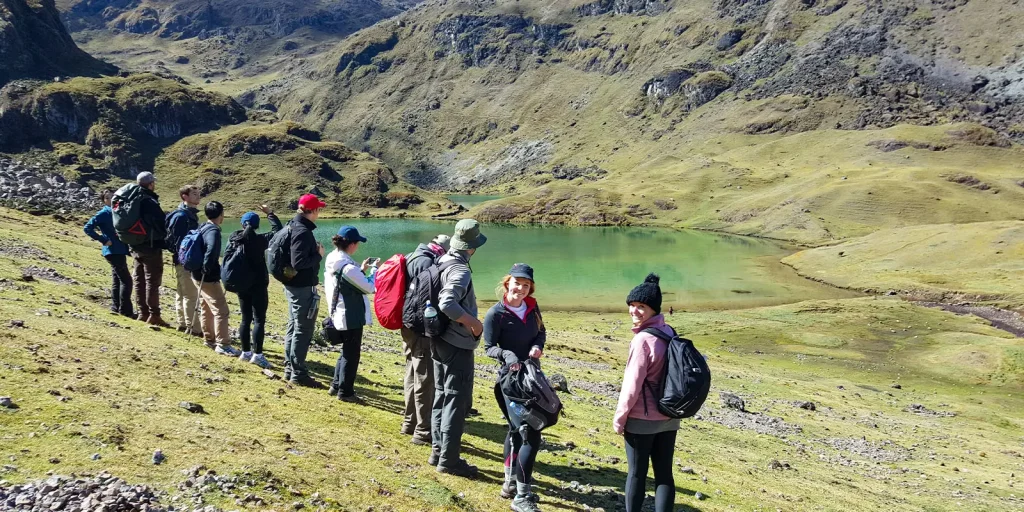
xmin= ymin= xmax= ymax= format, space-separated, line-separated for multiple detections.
xmin=484 ymin=297 xmax=546 ymax=366
xmin=132 ymin=187 xmax=168 ymax=251
xmin=227 ymin=213 xmax=283 ymax=288
xmin=166 ymin=203 xmax=200 ymax=264
xmin=404 ymin=243 xmax=440 ymax=281
xmin=288 ymin=214 xmax=322 ymax=287
xmin=191 ymin=222 xmax=222 ymax=283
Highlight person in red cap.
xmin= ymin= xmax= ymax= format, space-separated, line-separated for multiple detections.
xmin=282 ymin=193 xmax=327 ymax=387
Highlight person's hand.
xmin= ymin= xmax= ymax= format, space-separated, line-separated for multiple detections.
xmin=466 ymin=317 xmax=483 ymax=337
xmin=529 ymin=347 xmax=543 ymax=359
xmin=360 ymin=258 xmax=372 ymax=272
xmin=259 ymin=204 xmax=273 ymax=215
xmin=509 ymin=362 xmax=522 ymax=372
xmin=103 ymin=241 xmax=113 ymax=247
xmin=317 ymin=243 xmax=325 ymax=257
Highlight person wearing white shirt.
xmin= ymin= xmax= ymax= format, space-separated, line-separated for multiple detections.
xmin=324 ymin=225 xmax=376 ymax=402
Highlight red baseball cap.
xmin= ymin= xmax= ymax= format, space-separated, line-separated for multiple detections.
xmin=298 ymin=194 xmax=327 ymax=210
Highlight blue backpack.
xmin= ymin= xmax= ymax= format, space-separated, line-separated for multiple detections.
xmin=178 ymin=225 xmax=209 ymax=272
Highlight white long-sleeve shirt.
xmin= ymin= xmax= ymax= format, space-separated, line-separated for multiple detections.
xmin=324 ymin=250 xmax=375 ymax=330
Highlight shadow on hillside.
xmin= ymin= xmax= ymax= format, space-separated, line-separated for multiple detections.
xmin=464 ymin=420 xmax=703 ymax=511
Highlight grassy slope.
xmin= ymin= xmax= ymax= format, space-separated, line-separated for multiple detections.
xmin=142 ymin=121 xmax=458 ymax=218
xmin=2 ymin=208 xmax=1022 ymax=511
xmin=782 ymin=221 xmax=1024 ymax=308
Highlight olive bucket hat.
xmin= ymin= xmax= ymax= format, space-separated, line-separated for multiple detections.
xmin=450 ymin=218 xmax=487 ymax=251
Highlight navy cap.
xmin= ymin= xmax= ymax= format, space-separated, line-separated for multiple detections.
xmin=509 ymin=263 xmax=534 ymax=281
xmin=241 ymin=212 xmax=260 ymax=229
xmin=337 ymin=225 xmax=367 ymax=242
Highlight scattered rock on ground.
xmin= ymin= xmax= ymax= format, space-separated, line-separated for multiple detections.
xmin=905 ymin=403 xmax=956 ymax=417
xmin=0 ymin=472 xmax=167 ymax=511
xmin=179 ymin=401 xmax=205 ymax=413
xmin=720 ymin=392 xmax=746 ymax=411
xmin=549 ymin=373 xmax=569 ymax=392
xmin=0 ymin=397 xmax=16 ymax=409
xmin=796 ymin=401 xmax=816 ymax=411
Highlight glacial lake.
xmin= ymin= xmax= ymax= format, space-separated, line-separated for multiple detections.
xmin=222 ymin=218 xmax=858 ymax=312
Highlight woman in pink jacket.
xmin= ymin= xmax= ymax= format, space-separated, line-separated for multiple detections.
xmin=613 ymin=273 xmax=679 ymax=512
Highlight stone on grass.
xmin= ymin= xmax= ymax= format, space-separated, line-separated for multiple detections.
xmin=720 ymin=392 xmax=745 ymax=412
xmin=152 ymin=449 xmax=166 ymax=465
xmin=797 ymin=401 xmax=816 ymax=411
xmin=549 ymin=373 xmax=569 ymax=392
xmin=179 ymin=401 xmax=205 ymax=413
xmin=0 ymin=397 xmax=16 ymax=409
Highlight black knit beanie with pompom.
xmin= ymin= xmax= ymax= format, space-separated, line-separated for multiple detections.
xmin=626 ymin=273 xmax=662 ymax=314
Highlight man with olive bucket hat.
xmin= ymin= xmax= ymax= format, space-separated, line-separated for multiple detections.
xmin=428 ymin=219 xmax=486 ymax=478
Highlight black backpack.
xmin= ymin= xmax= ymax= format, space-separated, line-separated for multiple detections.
xmin=642 ymin=327 xmax=711 ymax=419
xmin=266 ymin=225 xmax=294 ymax=283
xmin=499 ymin=360 xmax=563 ymax=431
xmin=402 ymin=259 xmax=459 ymax=337
xmin=221 ymin=235 xmax=248 ymax=294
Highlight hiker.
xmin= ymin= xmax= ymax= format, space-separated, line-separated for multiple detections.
xmin=166 ymin=185 xmax=202 ymax=336
xmin=283 ymin=194 xmax=326 ymax=387
xmin=324 ymin=226 xmax=375 ymax=402
xmin=125 ymin=172 xmax=169 ymax=327
xmin=225 ymin=206 xmax=282 ymax=368
xmin=84 ymin=189 xmax=134 ymax=318
xmin=429 ymin=219 xmax=486 ymax=478
xmin=400 ymin=234 xmax=450 ymax=444
xmin=613 ymin=274 xmax=679 ymax=512
xmin=190 ymin=201 xmax=239 ymax=356
xmin=484 ymin=263 xmax=546 ymax=510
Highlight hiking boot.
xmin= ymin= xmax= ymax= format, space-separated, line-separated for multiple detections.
xmin=511 ymin=494 xmax=542 ymax=512
xmin=436 ymin=459 xmax=478 ymax=478
xmin=176 ymin=325 xmax=187 ymax=333
xmin=204 ymin=340 xmax=217 ymax=350
xmin=339 ymin=394 xmax=364 ymax=404
xmin=410 ymin=436 xmax=431 ymax=446
xmin=427 ymin=452 xmax=439 ymax=466
xmin=327 ymin=385 xmax=339 ymax=397
xmin=215 ymin=345 xmax=241 ymax=356
xmin=500 ymin=480 xmax=515 ymax=499
xmin=136 ymin=312 xmax=149 ymax=322
xmin=249 ymin=353 xmax=272 ymax=369
xmin=238 ymin=351 xmax=253 ymax=362
xmin=146 ymin=315 xmax=171 ymax=328
xmin=289 ymin=376 xmax=323 ymax=389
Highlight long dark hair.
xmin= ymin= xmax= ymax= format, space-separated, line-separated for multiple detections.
xmin=332 ymin=235 xmax=357 ymax=251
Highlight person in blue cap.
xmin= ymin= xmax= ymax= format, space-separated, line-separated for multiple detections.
xmin=324 ymin=225 xmax=376 ymax=402
xmin=225 ymin=205 xmax=283 ymax=368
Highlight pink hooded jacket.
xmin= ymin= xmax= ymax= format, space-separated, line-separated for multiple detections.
xmin=613 ymin=314 xmax=674 ymax=434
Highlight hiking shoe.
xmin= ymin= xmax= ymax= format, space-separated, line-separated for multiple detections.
xmin=437 ymin=459 xmax=478 ymax=478
xmin=289 ymin=376 xmax=323 ymax=389
xmin=176 ymin=325 xmax=187 ymax=333
xmin=339 ymin=394 xmax=364 ymax=404
xmin=215 ymin=345 xmax=241 ymax=356
xmin=249 ymin=353 xmax=272 ymax=369
xmin=467 ymin=408 xmax=481 ymax=417
xmin=427 ymin=452 xmax=439 ymax=466
xmin=500 ymin=479 xmax=515 ymax=499
xmin=511 ymin=495 xmax=542 ymax=512
xmin=136 ymin=313 xmax=149 ymax=322
xmin=327 ymin=385 xmax=339 ymax=396
xmin=146 ymin=315 xmax=171 ymax=328
xmin=410 ymin=436 xmax=431 ymax=446
xmin=238 ymin=351 xmax=253 ymax=362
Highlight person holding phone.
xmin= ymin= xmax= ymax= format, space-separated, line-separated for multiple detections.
xmin=324 ymin=225 xmax=376 ymax=402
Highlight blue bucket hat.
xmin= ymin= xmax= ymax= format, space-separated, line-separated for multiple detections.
xmin=337 ymin=225 xmax=367 ymax=242
xmin=241 ymin=212 xmax=260 ymax=229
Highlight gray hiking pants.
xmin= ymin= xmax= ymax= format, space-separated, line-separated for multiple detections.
xmin=284 ymin=285 xmax=319 ymax=380
xmin=430 ymin=339 xmax=474 ymax=467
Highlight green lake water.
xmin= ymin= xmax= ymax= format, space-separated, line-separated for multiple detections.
xmin=223 ymin=218 xmax=857 ymax=312
xmin=446 ymin=195 xmax=503 ymax=209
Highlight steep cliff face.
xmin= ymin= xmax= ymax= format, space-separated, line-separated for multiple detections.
xmin=0 ymin=0 xmax=115 ymax=86
xmin=0 ymin=74 xmax=246 ymax=176
xmin=56 ymin=0 xmax=422 ymax=89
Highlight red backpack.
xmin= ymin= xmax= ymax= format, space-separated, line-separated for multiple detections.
xmin=373 ymin=254 xmax=408 ymax=330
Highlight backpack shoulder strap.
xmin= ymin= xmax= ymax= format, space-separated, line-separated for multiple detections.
xmin=641 ymin=327 xmax=674 ymax=341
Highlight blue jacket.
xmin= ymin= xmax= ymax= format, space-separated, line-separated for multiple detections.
xmin=84 ymin=206 xmax=129 ymax=256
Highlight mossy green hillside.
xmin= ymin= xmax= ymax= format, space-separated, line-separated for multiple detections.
xmin=783 ymin=221 xmax=1024 ymax=308
xmin=1 ymin=208 xmax=1022 ymax=511
xmin=145 ymin=121 xmax=458 ymax=218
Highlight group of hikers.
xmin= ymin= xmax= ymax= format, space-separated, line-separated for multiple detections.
xmin=83 ymin=172 xmax=707 ymax=512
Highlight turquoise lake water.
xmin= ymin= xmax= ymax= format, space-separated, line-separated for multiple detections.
xmin=221 ymin=218 xmax=854 ymax=312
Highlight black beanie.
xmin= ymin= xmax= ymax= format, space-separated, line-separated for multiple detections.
xmin=626 ymin=273 xmax=662 ymax=314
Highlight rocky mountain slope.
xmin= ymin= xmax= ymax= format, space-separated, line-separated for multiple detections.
xmin=244 ymin=0 xmax=1024 ymax=243
xmin=0 ymin=0 xmax=115 ymax=85
xmin=56 ymin=0 xmax=422 ymax=90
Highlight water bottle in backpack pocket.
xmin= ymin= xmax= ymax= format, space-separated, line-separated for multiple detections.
xmin=423 ymin=301 xmax=443 ymax=337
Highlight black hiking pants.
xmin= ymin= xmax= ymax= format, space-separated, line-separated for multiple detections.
xmin=496 ymin=382 xmax=542 ymax=486
xmin=624 ymin=429 xmax=677 ymax=512
xmin=331 ymin=327 xmax=364 ymax=397
xmin=105 ymin=254 xmax=134 ymax=317
xmin=237 ymin=286 xmax=269 ymax=354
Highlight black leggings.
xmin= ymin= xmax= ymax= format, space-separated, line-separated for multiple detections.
xmin=104 ymin=254 xmax=133 ymax=316
xmin=332 ymin=327 xmax=363 ymax=397
xmin=624 ymin=429 xmax=677 ymax=512
xmin=496 ymin=383 xmax=541 ymax=485
xmin=237 ymin=287 xmax=269 ymax=353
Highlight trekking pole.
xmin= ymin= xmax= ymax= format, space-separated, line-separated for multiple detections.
xmin=186 ymin=271 xmax=205 ymax=343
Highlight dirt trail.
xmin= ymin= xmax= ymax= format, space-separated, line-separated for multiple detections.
xmin=919 ymin=302 xmax=1024 ymax=338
